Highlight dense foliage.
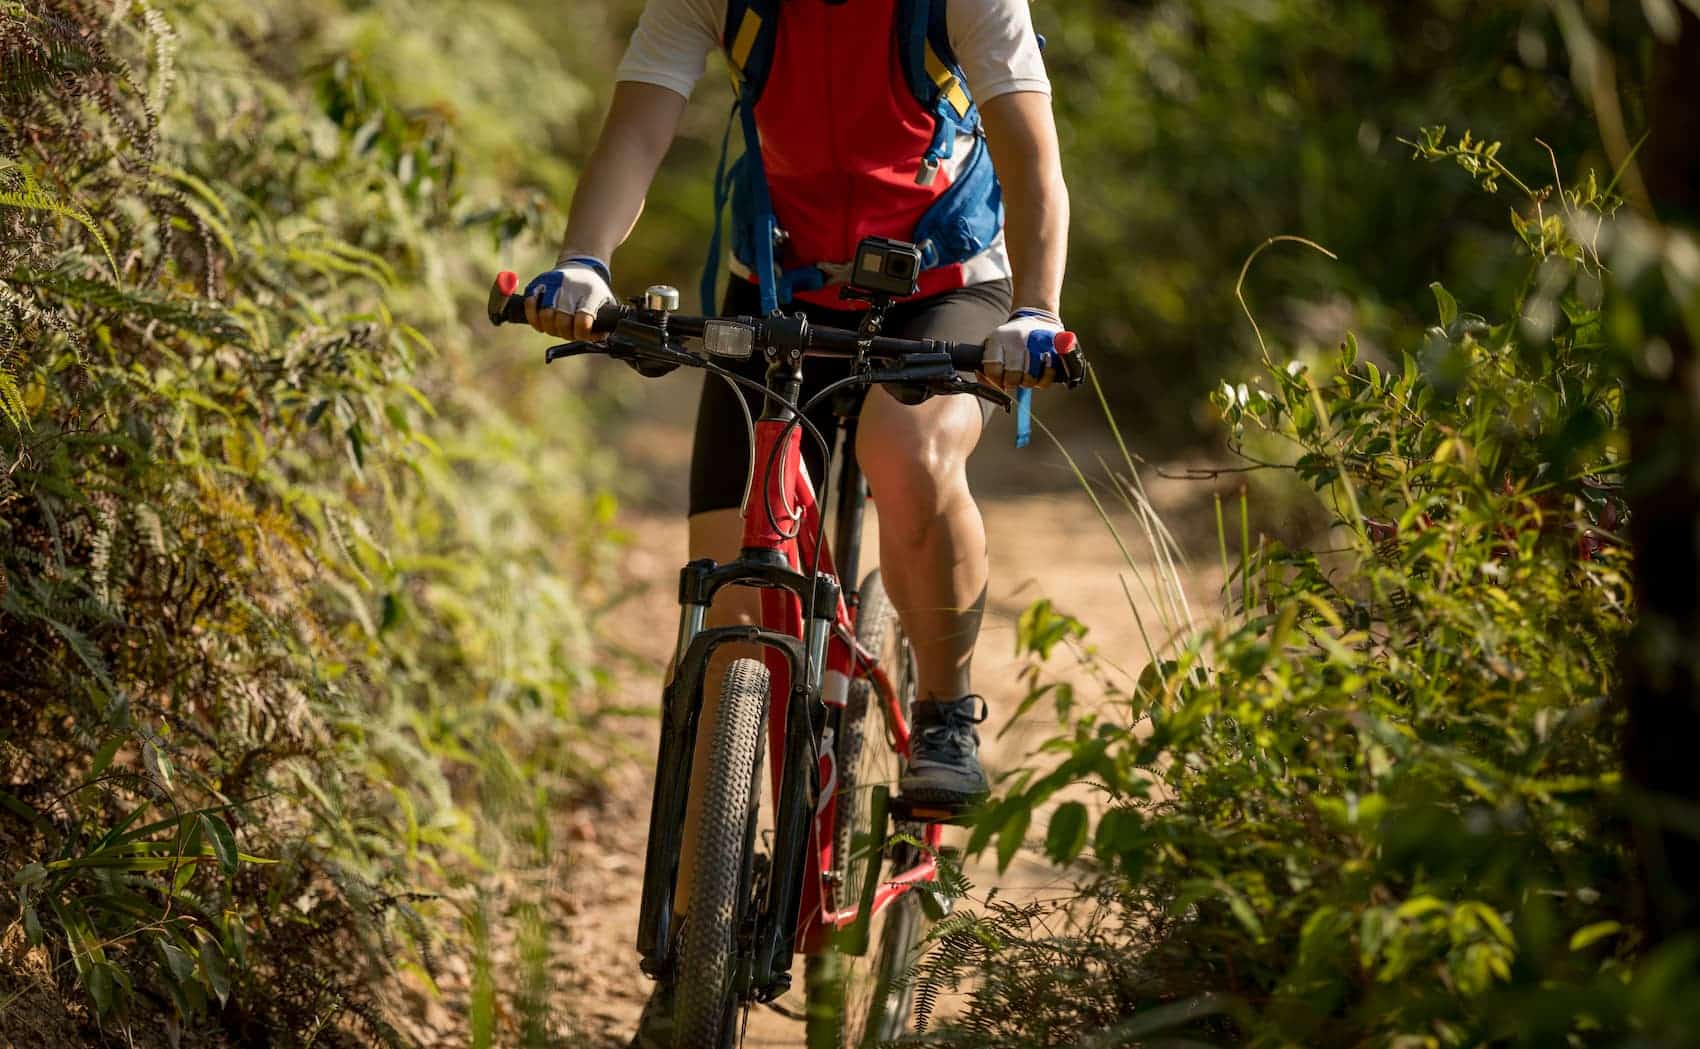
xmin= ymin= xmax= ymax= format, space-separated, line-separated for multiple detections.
xmin=919 ymin=138 xmax=1698 ymax=1046
xmin=1 ymin=2 xmax=614 ymax=1043
xmin=1041 ymin=0 xmax=1605 ymax=443
xmin=5 ymin=0 xmax=1693 ymax=1045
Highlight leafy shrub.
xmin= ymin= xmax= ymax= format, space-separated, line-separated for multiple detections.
xmin=2 ymin=2 xmax=609 ymax=1042
xmin=920 ymin=136 xmax=1700 ymax=1046
xmin=1041 ymin=0 xmax=1603 ymax=443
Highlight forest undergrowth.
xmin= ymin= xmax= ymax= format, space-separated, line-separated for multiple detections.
xmin=6 ymin=1 xmax=1698 ymax=1047
xmin=1 ymin=2 xmax=618 ymax=1045
xmin=910 ymin=133 xmax=1700 ymax=1047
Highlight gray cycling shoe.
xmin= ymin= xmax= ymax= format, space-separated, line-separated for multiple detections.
xmin=899 ymin=695 xmax=991 ymax=808
xmin=627 ymin=981 xmax=675 ymax=1049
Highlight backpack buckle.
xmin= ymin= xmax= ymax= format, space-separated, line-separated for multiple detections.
xmin=915 ymin=156 xmax=940 ymax=186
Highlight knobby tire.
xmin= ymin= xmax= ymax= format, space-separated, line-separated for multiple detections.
xmin=675 ymin=658 xmax=770 ymax=1049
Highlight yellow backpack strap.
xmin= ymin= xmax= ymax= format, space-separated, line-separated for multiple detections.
xmin=722 ymin=0 xmax=777 ymax=99
xmin=923 ymin=40 xmax=970 ymax=120
xmin=728 ymin=9 xmax=762 ymax=81
xmin=898 ymin=0 xmax=977 ymax=184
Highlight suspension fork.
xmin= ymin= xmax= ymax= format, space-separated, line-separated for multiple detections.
xmin=831 ymin=409 xmax=868 ymax=610
xmin=754 ymin=573 xmax=840 ymax=995
xmin=636 ymin=558 xmax=816 ymax=979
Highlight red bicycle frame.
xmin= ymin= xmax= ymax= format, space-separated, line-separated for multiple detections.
xmin=742 ymin=416 xmax=943 ymax=956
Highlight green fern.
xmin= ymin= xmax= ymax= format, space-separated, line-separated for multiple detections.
xmin=8 ymin=266 xmax=243 ymax=339
xmin=1 ymin=4 xmax=98 ymax=97
xmin=0 ymin=175 xmax=118 ymax=276
xmin=2 ymin=2 xmax=612 ymax=1043
xmin=0 ymin=359 xmax=25 ymax=428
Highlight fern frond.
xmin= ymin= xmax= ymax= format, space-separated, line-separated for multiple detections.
xmin=153 ymin=165 xmax=231 ymax=224
xmin=8 ymin=266 xmax=245 ymax=341
xmin=136 ymin=1 xmax=176 ymax=113
xmin=0 ymin=4 xmax=108 ymax=98
xmin=41 ymin=612 xmax=115 ymax=695
xmin=279 ymin=239 xmax=397 ymax=290
xmin=0 ymin=360 xmax=25 ymax=429
xmin=0 ymin=175 xmax=118 ymax=276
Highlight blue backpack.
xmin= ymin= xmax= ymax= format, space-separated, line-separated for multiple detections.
xmin=701 ymin=0 xmax=1007 ymax=314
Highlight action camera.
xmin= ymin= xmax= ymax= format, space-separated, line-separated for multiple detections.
xmin=846 ymin=236 xmax=922 ymax=300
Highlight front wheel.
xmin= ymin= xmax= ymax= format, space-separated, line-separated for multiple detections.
xmin=674 ymin=658 xmax=770 ymax=1049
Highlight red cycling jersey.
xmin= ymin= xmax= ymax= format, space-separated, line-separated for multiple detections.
xmin=741 ymin=0 xmax=972 ymax=306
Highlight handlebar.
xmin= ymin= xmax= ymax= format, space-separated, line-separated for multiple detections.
xmin=486 ymin=271 xmax=1085 ymax=398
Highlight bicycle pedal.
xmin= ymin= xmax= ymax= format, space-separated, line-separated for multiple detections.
xmin=763 ymin=999 xmax=808 ymax=1021
xmin=888 ymin=795 xmax=973 ymax=825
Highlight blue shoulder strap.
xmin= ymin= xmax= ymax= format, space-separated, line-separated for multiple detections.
xmin=702 ymin=0 xmax=783 ymax=314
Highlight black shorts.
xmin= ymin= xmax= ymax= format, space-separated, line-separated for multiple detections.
xmin=688 ymin=278 xmax=1012 ymax=516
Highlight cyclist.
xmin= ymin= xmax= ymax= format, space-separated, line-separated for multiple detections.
xmin=521 ymin=0 xmax=1069 ymax=1035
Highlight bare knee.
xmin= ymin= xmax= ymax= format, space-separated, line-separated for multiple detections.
xmin=858 ymin=397 xmax=978 ymax=547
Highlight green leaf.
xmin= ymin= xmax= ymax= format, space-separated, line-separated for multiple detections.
xmin=1015 ymin=599 xmax=1086 ymax=660
xmin=1220 ymin=881 xmax=1265 ymax=940
xmin=1569 ymin=921 xmax=1622 ymax=951
xmin=86 ymin=961 xmax=119 ymax=1015
xmin=0 ymin=175 xmax=118 ymax=275
xmin=159 ymin=940 xmax=196 ymax=985
xmin=1044 ymin=802 xmax=1089 ymax=864
xmin=195 ymin=929 xmax=230 ymax=1006
xmin=0 ymin=365 xmax=27 ymax=430
xmin=89 ymin=735 xmax=124 ymax=779
xmin=996 ymin=805 xmax=1031 ymax=873
xmin=1395 ymin=896 xmax=1448 ymax=920
xmin=43 ymin=614 xmax=113 ymax=695
xmin=142 ymin=739 xmax=174 ymax=789
xmin=1430 ymin=281 xmax=1458 ymax=331
xmin=965 ymin=794 xmax=1020 ymax=857
xmin=1094 ymin=806 xmax=1143 ymax=859
xmin=1000 ymin=683 xmax=1056 ymax=740
xmin=173 ymin=816 xmax=204 ymax=892
xmin=21 ymin=898 xmax=42 ymax=946
xmin=200 ymin=814 xmax=238 ymax=877
xmin=0 ymin=790 xmax=43 ymax=828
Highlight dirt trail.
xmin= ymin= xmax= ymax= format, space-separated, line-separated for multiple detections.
xmin=559 ymin=371 xmax=1227 ymax=1046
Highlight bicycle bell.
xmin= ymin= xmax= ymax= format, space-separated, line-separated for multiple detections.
xmin=644 ymin=284 xmax=681 ymax=312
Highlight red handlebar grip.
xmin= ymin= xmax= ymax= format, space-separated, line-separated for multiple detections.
xmin=1053 ymin=330 xmax=1085 ymax=388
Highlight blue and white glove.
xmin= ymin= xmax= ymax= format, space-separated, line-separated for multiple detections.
xmin=523 ymin=255 xmax=615 ymax=340
xmin=984 ymin=308 xmax=1085 ymax=449
xmin=982 ymin=307 xmax=1067 ymax=391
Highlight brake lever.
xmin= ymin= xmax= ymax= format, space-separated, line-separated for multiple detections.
xmin=545 ymin=341 xmax=603 ymax=364
xmin=858 ymin=363 xmax=1013 ymax=411
xmin=954 ymin=376 xmax=1013 ymax=410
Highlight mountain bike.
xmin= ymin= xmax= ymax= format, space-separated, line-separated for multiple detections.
xmin=487 ymin=242 xmax=1082 ymax=1048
